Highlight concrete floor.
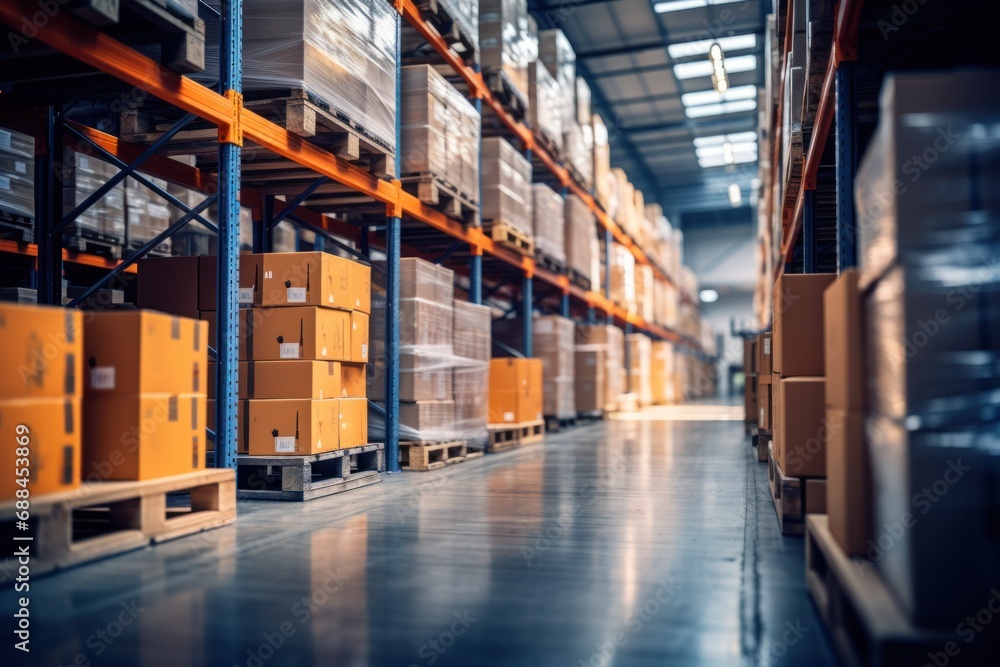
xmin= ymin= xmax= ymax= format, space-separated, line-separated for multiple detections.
xmin=5 ymin=406 xmax=837 ymax=667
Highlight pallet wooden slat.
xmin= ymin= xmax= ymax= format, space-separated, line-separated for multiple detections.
xmin=236 ymin=443 xmax=385 ymax=501
xmin=400 ymin=440 xmax=478 ymax=471
xmin=412 ymin=0 xmax=480 ymax=66
xmin=752 ymin=430 xmax=770 ymax=463
xmin=486 ymin=222 xmax=534 ymax=256
xmin=544 ymin=415 xmax=576 ymax=432
xmin=767 ymin=441 xmax=825 ymax=535
xmin=400 ymin=175 xmax=479 ymax=225
xmin=486 ymin=420 xmax=544 ymax=452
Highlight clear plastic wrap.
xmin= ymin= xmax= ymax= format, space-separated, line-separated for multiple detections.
xmin=401 ymin=65 xmax=482 ymax=202
xmin=0 ymin=128 xmax=34 ymax=218
xmin=538 ymin=29 xmax=576 ymax=128
xmin=479 ymin=0 xmax=537 ymax=106
xmin=481 ymin=137 xmax=533 ymax=236
xmin=124 ymin=173 xmax=172 ymax=254
xmin=563 ymin=120 xmax=594 ymax=191
xmin=610 ymin=243 xmax=636 ymax=311
xmin=564 ymin=193 xmax=596 ymax=284
xmin=575 ymin=324 xmax=624 ymax=410
xmin=532 ymin=184 xmax=565 ymax=264
xmin=534 ymin=315 xmax=576 ymax=418
xmin=62 ymin=150 xmax=125 ymax=239
xmin=650 ymin=340 xmax=676 ymax=405
xmin=528 ymin=61 xmax=563 ymax=153
xmin=453 ymin=300 xmax=492 ymax=448
xmin=626 ymin=333 xmax=652 ymax=407
xmin=226 ymin=0 xmax=398 ymax=151
xmin=438 ymin=0 xmax=479 ymax=51
xmin=592 ymin=115 xmax=612 ymax=212
xmin=576 ymin=76 xmax=592 ymax=127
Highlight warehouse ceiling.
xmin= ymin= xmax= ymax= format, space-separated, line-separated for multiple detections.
xmin=529 ymin=0 xmax=766 ymax=224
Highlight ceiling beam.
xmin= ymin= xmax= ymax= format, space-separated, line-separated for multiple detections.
xmin=575 ymin=39 xmax=668 ymax=60
xmin=527 ymin=0 xmax=624 ymax=11
xmin=623 ymin=111 xmax=757 ymax=136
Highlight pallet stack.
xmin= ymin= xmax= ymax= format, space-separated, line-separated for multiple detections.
xmin=453 ymin=300 xmax=492 ymax=450
xmin=575 ymin=324 xmax=624 ymax=413
xmin=481 ymin=137 xmax=534 ymax=255
xmin=479 ymin=0 xmax=537 ymax=120
xmin=534 ymin=315 xmax=575 ymax=428
xmin=487 ymin=357 xmax=544 ymax=451
xmin=527 ymin=60 xmax=563 ymax=157
xmin=609 ymin=243 xmax=636 ymax=312
xmin=0 ymin=128 xmax=34 ymax=240
xmin=626 ymin=333 xmax=652 ymax=408
xmin=564 ymin=193 xmax=597 ymax=291
xmin=532 ymin=184 xmax=565 ymax=271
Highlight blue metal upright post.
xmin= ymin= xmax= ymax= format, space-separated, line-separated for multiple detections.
xmin=522 ymin=276 xmax=533 ymax=356
xmin=560 ymin=292 xmax=570 ymax=318
xmin=835 ymin=62 xmax=857 ymax=272
xmin=214 ymin=0 xmax=242 ymax=469
xmin=803 ymin=189 xmax=816 ymax=274
xmin=384 ymin=10 xmax=402 ymax=473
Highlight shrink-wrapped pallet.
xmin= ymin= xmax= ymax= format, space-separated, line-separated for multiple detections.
xmin=528 ymin=61 xmax=563 ymax=154
xmin=481 ymin=137 xmax=533 ymax=237
xmin=480 ymin=0 xmax=537 ymax=109
xmin=575 ymin=324 xmax=624 ymax=411
xmin=532 ymin=184 xmax=565 ymax=265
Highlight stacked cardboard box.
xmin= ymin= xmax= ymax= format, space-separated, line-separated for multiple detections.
xmin=480 ymin=0 xmax=537 ymax=111
xmin=538 ymin=29 xmax=575 ymax=127
xmin=635 ymin=264 xmax=654 ymax=323
xmin=853 ymin=71 xmax=1000 ymax=626
xmin=653 ymin=279 xmax=678 ymax=328
xmin=772 ymin=273 xmax=835 ymax=480
xmin=62 ymin=150 xmax=125 ymax=240
xmin=592 ymin=115 xmax=611 ymax=211
xmin=574 ymin=346 xmax=603 ymax=414
xmin=533 ymin=315 xmax=575 ymax=419
xmin=532 ymin=184 xmax=565 ymax=266
xmin=84 ymin=310 xmax=207 ymax=480
xmin=576 ymin=324 xmax=624 ymax=411
xmin=650 ymin=341 xmax=676 ymax=405
xmin=756 ymin=333 xmax=772 ymax=432
xmin=564 ymin=193 xmax=596 ymax=288
xmin=626 ymin=333 xmax=652 ymax=407
xmin=0 ymin=127 xmax=34 ymax=219
xmin=527 ymin=61 xmax=563 ymax=155
xmin=481 ymin=137 xmax=533 ymax=239
xmin=609 ymin=243 xmax=636 ymax=311
xmin=744 ymin=337 xmax=758 ymax=424
xmin=0 ymin=304 xmax=82 ymax=498
xmin=453 ymin=300 xmax=492 ymax=448
xmin=488 ymin=358 xmax=542 ymax=424
xmin=125 ymin=173 xmax=173 ymax=255
xmin=562 ymin=120 xmax=594 ymax=191
xmin=401 ymin=65 xmax=481 ymax=204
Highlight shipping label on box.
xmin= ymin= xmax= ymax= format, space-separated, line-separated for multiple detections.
xmin=246 ymin=398 xmax=338 ymax=455
xmin=261 ymin=252 xmax=366 ymax=311
xmin=251 ymin=306 xmax=350 ymax=361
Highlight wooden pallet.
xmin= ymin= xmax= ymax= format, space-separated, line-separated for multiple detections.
xmin=0 ymin=469 xmax=235 ymax=580
xmin=544 ymin=415 xmax=577 ymax=432
xmin=236 ymin=443 xmax=384 ymax=501
xmin=486 ymin=420 xmax=544 ymax=452
xmin=400 ymin=440 xmax=481 ymax=471
xmin=485 ymin=221 xmax=534 ymax=256
xmin=484 ymin=70 xmax=528 ymax=123
xmin=752 ymin=430 xmax=770 ymax=463
xmin=64 ymin=234 xmax=122 ymax=260
xmin=400 ymin=175 xmax=479 ymax=225
xmin=566 ymin=162 xmax=590 ymax=191
xmin=534 ymin=250 xmax=565 ymax=274
xmin=767 ymin=442 xmax=827 ymax=535
xmin=568 ymin=268 xmax=592 ymax=292
xmin=805 ymin=515 xmax=997 ymax=666
xmin=533 ymin=129 xmax=562 ymax=164
xmin=0 ymin=217 xmax=33 ymax=243
xmin=412 ymin=0 xmax=480 ymax=66
xmin=576 ymin=409 xmax=606 ymax=421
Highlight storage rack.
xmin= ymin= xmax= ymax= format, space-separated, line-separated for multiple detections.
xmin=0 ymin=0 xmax=707 ymax=474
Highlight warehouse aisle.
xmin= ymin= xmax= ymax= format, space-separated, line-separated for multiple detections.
xmin=8 ymin=411 xmax=837 ymax=667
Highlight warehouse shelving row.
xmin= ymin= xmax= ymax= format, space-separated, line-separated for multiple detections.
xmin=0 ymin=0 xmax=706 ymax=473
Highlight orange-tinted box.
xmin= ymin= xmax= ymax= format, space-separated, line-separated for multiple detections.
xmin=261 ymin=252 xmax=371 ymax=313
xmin=206 ymin=398 xmax=248 ymax=454
xmin=824 ymin=269 xmax=865 ymax=409
xmin=757 ymin=333 xmax=773 ymax=379
xmin=84 ymin=394 xmax=205 ymax=480
xmin=198 ymin=254 xmax=265 ymax=310
xmin=251 ymin=306 xmax=350 ymax=361
xmin=776 ymin=377 xmax=826 ymax=477
xmin=246 ymin=398 xmax=339 ymax=456
xmin=773 ymin=273 xmax=836 ymax=376
xmin=488 ymin=358 xmax=543 ymax=423
xmin=84 ymin=311 xmax=208 ymax=396
xmin=350 ymin=311 xmax=369 ymax=363
xmin=340 ymin=363 xmax=367 ymax=398
xmin=338 ymin=397 xmax=368 ymax=448
xmin=0 ymin=398 xmax=81 ymax=498
xmin=0 ymin=303 xmax=82 ymax=400
xmin=209 ymin=360 xmax=345 ymax=399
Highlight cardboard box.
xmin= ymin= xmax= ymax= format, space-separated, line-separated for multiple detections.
xmin=757 ymin=333 xmax=773 ymax=377
xmin=261 ymin=252 xmax=370 ymax=312
xmin=341 ymin=363 xmax=366 ymax=398
xmin=0 ymin=398 xmax=81 ymax=498
xmin=0 ymin=303 xmax=82 ymax=400
xmin=575 ymin=349 xmax=604 ymax=413
xmin=827 ymin=407 xmax=870 ymax=556
xmin=197 ymin=254 xmax=265 ymax=310
xmin=489 ymin=358 xmax=542 ymax=423
xmin=772 ymin=273 xmax=836 ymax=376
xmin=399 ymin=400 xmax=455 ymax=441
xmin=744 ymin=337 xmax=758 ymax=374
xmin=206 ymin=398 xmax=248 ymax=453
xmin=137 ymin=255 xmax=200 ymax=318
xmin=776 ymin=377 xmax=826 ymax=477
xmin=370 ymin=352 xmax=452 ymax=402
xmin=771 ymin=372 xmax=781 ymax=458
xmin=84 ymin=311 xmax=208 ymax=396
xmin=246 ymin=398 xmax=339 ymax=455
xmin=824 ymin=270 xmax=864 ymax=409
xmin=805 ymin=478 xmax=827 ymax=515
xmin=350 ymin=311 xmax=369 ymax=363
xmin=759 ymin=383 xmax=772 ymax=432
xmin=338 ymin=397 xmax=368 ymax=448
xmin=210 ymin=360 xmax=347 ymax=400
xmin=745 ymin=375 xmax=758 ymax=423
xmin=85 ymin=394 xmax=205 ymax=480
xmin=250 ymin=306 xmax=350 ymax=361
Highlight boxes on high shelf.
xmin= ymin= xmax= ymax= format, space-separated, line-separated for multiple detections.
xmin=534 ymin=315 xmax=575 ymax=419
xmin=537 ymin=28 xmax=576 ymax=128
xmin=610 ymin=243 xmax=636 ymax=311
xmin=481 ymin=137 xmax=533 ymax=238
xmin=62 ymin=150 xmax=124 ymax=240
xmin=488 ymin=358 xmax=542 ymax=424
xmin=650 ymin=341 xmax=675 ymax=405
xmin=124 ymin=173 xmax=172 ymax=254
xmin=479 ymin=0 xmax=537 ymax=109
xmin=453 ymin=300 xmax=491 ymax=448
xmin=635 ymin=265 xmax=654 ymax=324
xmin=532 ymin=184 xmax=565 ymax=266
xmin=564 ymin=193 xmax=596 ymax=287
xmin=592 ymin=115 xmax=611 ymax=211
xmin=626 ymin=333 xmax=652 ymax=407
xmin=400 ymin=65 xmax=481 ymax=203
xmin=574 ymin=349 xmax=604 ymax=413
xmin=83 ymin=310 xmax=207 ymax=480
xmin=575 ymin=76 xmax=591 ymax=128
xmin=0 ymin=303 xmax=83 ymax=498
xmin=575 ymin=324 xmax=624 ymax=411
xmin=0 ymin=127 xmax=35 ymax=218
xmin=563 ymin=120 xmax=594 ymax=191
xmin=528 ymin=61 xmax=563 ymax=154
xmin=260 ymin=252 xmax=370 ymax=312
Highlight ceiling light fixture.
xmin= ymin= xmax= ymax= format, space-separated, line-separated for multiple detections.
xmin=728 ymin=184 xmax=742 ymax=208
xmin=708 ymin=43 xmax=729 ymax=93
xmin=684 ymin=98 xmax=757 ymax=118
xmin=699 ymin=289 xmax=720 ymax=303
xmin=654 ymin=0 xmax=743 ymax=14
xmin=673 ymin=55 xmax=756 ymax=80
xmin=693 ymin=131 xmax=758 ymax=147
xmin=680 ymin=84 xmax=756 ymax=108
xmin=722 ymin=142 xmax=735 ymax=164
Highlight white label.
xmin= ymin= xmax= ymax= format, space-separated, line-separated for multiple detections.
xmin=764 ymin=339 xmax=771 ymax=355
xmin=321 ymin=346 xmax=328 ymax=357
xmin=316 ymin=439 xmax=323 ymax=450
xmin=361 ymin=344 xmax=368 ymax=360
xmin=274 ymin=437 xmax=295 ymax=453
xmin=286 ymin=287 xmax=307 ymax=303
xmin=90 ymin=367 xmax=116 ymax=390
xmin=319 ymin=390 xmax=324 ymax=399
xmin=238 ymin=287 xmax=255 ymax=304
xmin=279 ymin=342 xmax=300 ymax=359
xmin=503 ymin=411 xmax=515 ymax=422
xmin=328 ymin=295 xmax=335 ymax=304
xmin=760 ymin=408 xmax=764 ymax=423
xmin=14 ymin=161 xmax=26 ymax=174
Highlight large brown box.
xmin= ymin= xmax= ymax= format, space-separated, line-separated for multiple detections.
xmin=0 ymin=398 xmax=81 ymax=498
xmin=745 ymin=375 xmax=758 ymax=423
xmin=757 ymin=333 xmax=773 ymax=378
xmin=826 ymin=407 xmax=871 ymax=556
xmin=261 ymin=252 xmax=371 ymax=313
xmin=350 ymin=311 xmax=369 ymax=363
xmin=84 ymin=311 xmax=207 ymax=397
xmin=489 ymin=358 xmax=542 ymax=423
xmin=85 ymin=394 xmax=205 ymax=480
xmin=0 ymin=303 xmax=82 ymax=400
xmin=206 ymin=399 xmax=249 ymax=453
xmin=249 ymin=306 xmax=351 ymax=362
xmin=805 ymin=479 xmax=827 ymax=515
xmin=575 ymin=349 xmax=604 ymax=413
xmin=208 ymin=360 xmax=351 ymax=400
xmin=772 ymin=273 xmax=836 ymax=376
xmin=399 ymin=400 xmax=455 ymax=441
xmin=823 ymin=269 xmax=865 ymax=409
xmin=338 ymin=397 xmax=368 ymax=449
xmin=776 ymin=377 xmax=826 ymax=477
xmin=771 ymin=372 xmax=782 ymax=456
xmin=759 ymin=383 xmax=772 ymax=432
xmin=246 ymin=398 xmax=339 ymax=456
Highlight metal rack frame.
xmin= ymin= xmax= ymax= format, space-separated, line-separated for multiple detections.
xmin=0 ymin=0 xmax=707 ymax=472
